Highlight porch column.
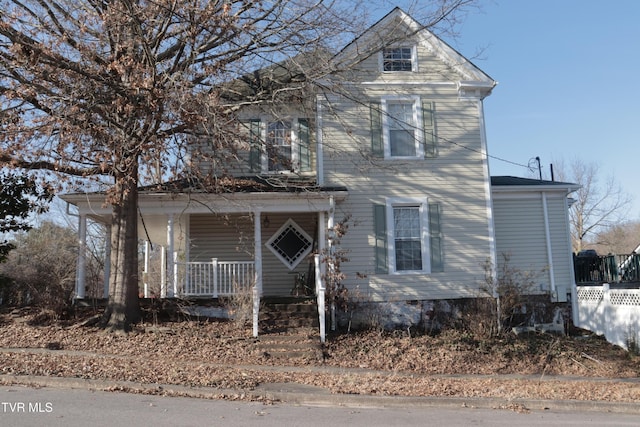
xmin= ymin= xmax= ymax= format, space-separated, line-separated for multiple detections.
xmin=253 ymin=211 xmax=263 ymax=338
xmin=166 ymin=214 xmax=175 ymax=298
xmin=160 ymin=245 xmax=167 ymax=298
xmin=75 ymin=214 xmax=87 ymax=299
xmin=143 ymin=240 xmax=150 ymax=298
xmin=317 ymin=212 xmax=327 ymax=343
xmin=253 ymin=211 xmax=263 ymax=295
xmin=103 ymin=225 xmax=111 ymax=298
xmin=317 ymin=211 xmax=327 ymax=283
xmin=327 ymin=197 xmax=336 ymax=331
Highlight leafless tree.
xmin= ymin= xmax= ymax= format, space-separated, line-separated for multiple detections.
xmin=0 ymin=0 xmax=477 ymax=330
xmin=591 ymin=220 xmax=640 ymax=255
xmin=555 ymin=158 xmax=632 ymax=253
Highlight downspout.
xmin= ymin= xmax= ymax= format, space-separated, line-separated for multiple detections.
xmin=316 ymin=96 xmax=324 ymax=186
xmin=541 ymin=192 xmax=557 ymax=300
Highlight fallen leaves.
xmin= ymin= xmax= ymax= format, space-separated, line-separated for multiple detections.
xmin=0 ymin=310 xmax=639 ymax=402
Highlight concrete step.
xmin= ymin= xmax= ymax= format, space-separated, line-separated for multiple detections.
xmin=254 ymin=330 xmax=324 ymax=361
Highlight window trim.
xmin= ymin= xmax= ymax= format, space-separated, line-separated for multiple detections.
xmin=381 ymin=96 xmax=424 ymax=159
xmin=385 ymin=197 xmax=431 ymax=274
xmin=380 ymin=45 xmax=417 ymax=72
xmin=260 ymin=117 xmax=301 ymax=174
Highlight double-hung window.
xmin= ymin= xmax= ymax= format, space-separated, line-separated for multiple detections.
xmin=266 ymin=121 xmax=292 ymax=172
xmin=386 ymin=197 xmax=429 ymax=274
xmin=381 ymin=97 xmax=423 ymax=159
xmin=247 ymin=118 xmax=311 ymax=174
xmin=382 ymin=46 xmax=415 ymax=72
xmin=370 ymin=98 xmax=436 ymax=159
xmin=373 ymin=199 xmax=443 ymax=275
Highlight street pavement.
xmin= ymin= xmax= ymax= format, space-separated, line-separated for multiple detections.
xmin=0 ymin=372 xmax=639 ymax=417
xmin=1 ymin=382 xmax=640 ymax=427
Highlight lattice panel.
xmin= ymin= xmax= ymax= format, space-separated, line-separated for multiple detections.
xmin=609 ymin=291 xmax=640 ymax=306
xmin=577 ymin=287 xmax=604 ymax=303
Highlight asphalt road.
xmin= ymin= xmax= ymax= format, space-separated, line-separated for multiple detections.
xmin=2 ymin=385 xmax=640 ymax=427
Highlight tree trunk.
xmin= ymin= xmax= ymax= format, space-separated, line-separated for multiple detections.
xmin=102 ymin=171 xmax=142 ymax=331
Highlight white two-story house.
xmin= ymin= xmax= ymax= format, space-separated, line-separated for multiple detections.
xmin=63 ymin=8 xmax=579 ymax=336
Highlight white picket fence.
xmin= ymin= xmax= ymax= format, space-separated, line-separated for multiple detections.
xmin=575 ymin=284 xmax=640 ymax=350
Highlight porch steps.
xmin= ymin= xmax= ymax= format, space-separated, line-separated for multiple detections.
xmin=254 ymin=328 xmax=324 ymax=361
xmin=259 ymin=299 xmax=319 ymax=332
xmin=256 ymin=299 xmax=324 ymax=360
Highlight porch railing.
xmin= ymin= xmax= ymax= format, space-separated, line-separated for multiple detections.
xmin=574 ymin=253 xmax=640 ymax=284
xmin=176 ymin=259 xmax=255 ymax=297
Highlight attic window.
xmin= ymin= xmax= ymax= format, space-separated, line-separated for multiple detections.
xmin=267 ymin=219 xmax=313 ymax=270
xmin=382 ymin=47 xmax=414 ymax=72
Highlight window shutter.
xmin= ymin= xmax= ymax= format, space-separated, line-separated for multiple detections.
xmin=422 ymin=101 xmax=437 ymax=158
xmin=248 ymin=119 xmax=261 ymax=173
xmin=370 ymin=102 xmax=383 ymax=157
xmin=428 ymin=202 xmax=444 ymax=272
xmin=298 ymin=118 xmax=311 ymax=172
xmin=373 ymin=204 xmax=388 ymax=274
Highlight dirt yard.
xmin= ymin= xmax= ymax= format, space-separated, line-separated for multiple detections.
xmin=0 ymin=307 xmax=638 ymax=403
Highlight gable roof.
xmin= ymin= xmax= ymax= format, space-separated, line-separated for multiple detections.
xmin=334 ymin=7 xmax=495 ymax=88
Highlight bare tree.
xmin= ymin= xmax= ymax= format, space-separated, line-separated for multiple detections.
xmin=0 ymin=0 xmax=477 ymax=330
xmin=591 ymin=220 xmax=640 ymax=255
xmin=555 ymin=158 xmax=632 ymax=253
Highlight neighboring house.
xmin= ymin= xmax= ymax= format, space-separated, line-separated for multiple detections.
xmin=62 ymin=8 xmax=578 ymax=336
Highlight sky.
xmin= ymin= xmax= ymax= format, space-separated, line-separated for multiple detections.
xmin=41 ymin=1 xmax=640 ymax=227
xmin=433 ymin=0 xmax=640 ymax=220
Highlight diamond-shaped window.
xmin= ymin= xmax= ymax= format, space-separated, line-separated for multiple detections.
xmin=266 ymin=219 xmax=312 ymax=270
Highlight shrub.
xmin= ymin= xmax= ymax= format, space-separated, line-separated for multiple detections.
xmin=0 ymin=222 xmax=96 ymax=318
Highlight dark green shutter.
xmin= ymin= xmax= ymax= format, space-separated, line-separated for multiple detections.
xmin=298 ymin=118 xmax=311 ymax=172
xmin=422 ymin=101 xmax=436 ymax=158
xmin=370 ymin=102 xmax=383 ymax=157
xmin=373 ymin=204 xmax=388 ymax=274
xmin=428 ymin=202 xmax=443 ymax=272
xmin=248 ymin=119 xmax=261 ymax=173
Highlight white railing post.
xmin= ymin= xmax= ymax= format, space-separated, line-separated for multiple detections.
xmin=143 ymin=240 xmax=149 ymax=298
xmin=211 ymin=258 xmax=218 ymax=298
xmin=603 ymin=283 xmax=611 ymax=339
xmin=315 ymin=255 xmax=326 ymax=343
xmin=173 ymin=252 xmax=179 ymax=297
xmin=252 ymin=286 xmax=260 ymax=338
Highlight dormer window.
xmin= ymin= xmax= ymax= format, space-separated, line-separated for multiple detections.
xmin=382 ymin=46 xmax=415 ymax=72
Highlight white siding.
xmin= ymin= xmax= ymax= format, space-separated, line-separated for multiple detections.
xmin=493 ymin=193 xmax=574 ymax=299
xmin=321 ymin=86 xmax=493 ymax=301
xmin=189 ymin=213 xmax=317 ymax=296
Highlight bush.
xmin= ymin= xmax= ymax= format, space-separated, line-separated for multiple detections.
xmin=475 ymin=254 xmax=554 ymax=337
xmin=0 ymin=222 xmax=92 ymax=318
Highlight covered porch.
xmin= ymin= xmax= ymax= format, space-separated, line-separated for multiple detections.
xmin=61 ymin=181 xmax=347 ymax=339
